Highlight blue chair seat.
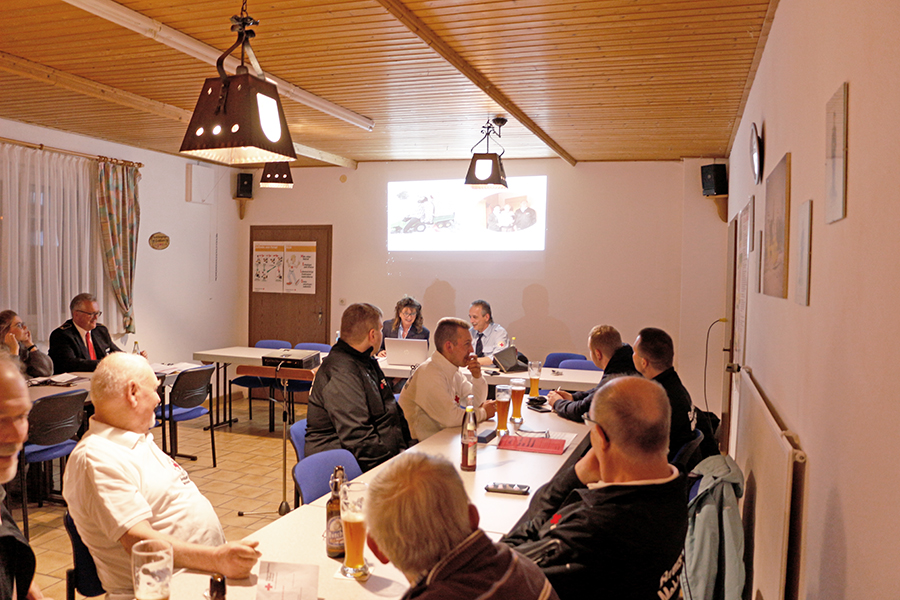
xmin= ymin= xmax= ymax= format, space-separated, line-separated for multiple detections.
xmin=156 ymin=405 xmax=209 ymax=422
xmin=23 ymin=440 xmax=78 ymax=463
xmin=544 ymin=352 xmax=587 ymax=368
xmin=293 ymin=449 xmax=363 ymax=505
xmin=558 ymin=358 xmax=602 ymax=371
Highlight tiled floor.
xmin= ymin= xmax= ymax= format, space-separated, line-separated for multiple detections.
xmin=9 ymin=396 xmax=306 ymax=600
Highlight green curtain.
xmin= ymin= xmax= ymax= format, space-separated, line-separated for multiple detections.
xmin=97 ymin=161 xmax=141 ymax=333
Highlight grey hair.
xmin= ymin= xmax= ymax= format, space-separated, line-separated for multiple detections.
xmin=92 ymin=353 xmax=153 ymax=406
xmin=365 ymin=452 xmax=472 ymax=576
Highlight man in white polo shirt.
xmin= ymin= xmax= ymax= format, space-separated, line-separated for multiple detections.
xmin=63 ymin=353 xmax=260 ymax=598
xmin=399 ymin=317 xmax=495 ymax=442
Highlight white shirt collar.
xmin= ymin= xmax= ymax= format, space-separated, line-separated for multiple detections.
xmin=587 ymin=464 xmax=680 ymax=490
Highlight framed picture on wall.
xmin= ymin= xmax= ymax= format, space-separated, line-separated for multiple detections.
xmin=795 ymin=200 xmax=812 ymax=306
xmin=825 ymin=82 xmax=848 ymax=223
xmin=763 ymin=153 xmax=791 ymax=299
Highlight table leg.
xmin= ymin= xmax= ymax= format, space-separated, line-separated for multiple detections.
xmin=205 ymin=361 xmax=239 ymax=430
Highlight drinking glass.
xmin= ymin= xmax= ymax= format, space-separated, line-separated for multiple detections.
xmin=340 ymin=481 xmax=370 ymax=580
xmin=132 ymin=539 xmax=173 ymax=600
xmin=495 ymin=384 xmax=511 ymax=435
xmin=510 ymin=378 xmax=526 ymax=424
xmin=528 ymin=361 xmax=542 ymax=397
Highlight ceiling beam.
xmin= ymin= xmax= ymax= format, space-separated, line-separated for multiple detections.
xmin=0 ymin=51 xmax=356 ymax=168
xmin=60 ymin=0 xmax=376 ymax=131
xmin=0 ymin=50 xmax=192 ymax=123
xmin=374 ymin=0 xmax=577 ymax=166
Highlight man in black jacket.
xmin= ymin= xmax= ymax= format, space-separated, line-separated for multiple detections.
xmin=0 ymin=355 xmax=43 ymax=600
xmin=632 ymin=327 xmax=695 ymax=461
xmin=48 ymin=293 xmax=124 ymax=374
xmin=305 ymin=303 xmax=411 ymax=471
xmin=548 ymin=325 xmax=637 ymax=422
xmin=502 ymin=376 xmax=687 ymax=600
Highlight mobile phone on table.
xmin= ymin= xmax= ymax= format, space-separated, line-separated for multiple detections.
xmin=528 ymin=404 xmax=551 ymax=413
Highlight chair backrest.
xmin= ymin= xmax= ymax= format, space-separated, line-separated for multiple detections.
xmin=672 ymin=429 xmax=705 ymax=473
xmin=64 ymin=512 xmax=105 ymax=597
xmin=27 ymin=389 xmax=88 ymax=446
xmin=544 ymin=352 xmax=586 ymax=368
xmin=256 ymin=339 xmax=292 ymax=350
xmin=169 ymin=365 xmax=215 ymax=409
xmin=295 ymin=342 xmax=331 ymax=353
xmin=292 ymin=449 xmax=362 ymax=505
xmin=289 ymin=419 xmax=307 ymax=462
xmin=558 ymin=358 xmax=601 ymax=371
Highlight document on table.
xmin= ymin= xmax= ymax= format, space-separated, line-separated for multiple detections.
xmin=150 ymin=362 xmax=201 ymax=374
xmin=256 ymin=561 xmax=319 ymax=599
xmin=27 ymin=373 xmax=85 ymax=386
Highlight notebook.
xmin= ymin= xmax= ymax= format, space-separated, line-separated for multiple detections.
xmin=384 ymin=337 xmax=429 ymax=366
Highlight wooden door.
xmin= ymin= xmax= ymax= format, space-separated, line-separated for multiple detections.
xmin=249 ymin=225 xmax=332 ymax=346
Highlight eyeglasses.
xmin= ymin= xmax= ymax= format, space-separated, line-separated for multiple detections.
xmin=582 ymin=414 xmax=609 ymax=441
xmin=399 ymin=311 xmax=417 ymax=318
xmin=75 ymin=310 xmax=102 ymax=318
xmin=13 ymin=322 xmax=26 ymax=329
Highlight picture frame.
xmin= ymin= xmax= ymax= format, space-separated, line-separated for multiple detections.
xmin=795 ymin=200 xmax=812 ymax=306
xmin=825 ymin=82 xmax=848 ymax=223
xmin=763 ymin=153 xmax=791 ymax=299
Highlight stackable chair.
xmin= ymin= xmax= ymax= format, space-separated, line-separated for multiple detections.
xmin=293 ymin=449 xmax=362 ymax=505
xmin=18 ymin=388 xmax=87 ymax=538
xmin=289 ymin=419 xmax=307 ymax=507
xmin=64 ymin=512 xmax=105 ymax=599
xmin=229 ymin=339 xmax=292 ymax=428
xmin=544 ymin=352 xmax=586 ymax=368
xmin=558 ymin=358 xmax=602 ymax=371
xmin=157 ymin=365 xmax=217 ymax=467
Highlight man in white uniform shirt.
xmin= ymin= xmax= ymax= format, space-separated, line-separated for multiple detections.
xmin=63 ymin=353 xmax=260 ymax=598
xmin=400 ymin=318 xmax=496 ymax=442
xmin=468 ymin=299 xmax=510 ymax=366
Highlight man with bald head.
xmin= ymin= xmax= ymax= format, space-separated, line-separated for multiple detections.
xmin=503 ymin=377 xmax=688 ymax=599
xmin=63 ymin=353 xmax=260 ymax=597
xmin=0 ymin=355 xmax=44 ymax=599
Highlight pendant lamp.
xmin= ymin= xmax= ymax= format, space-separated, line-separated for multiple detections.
xmin=259 ymin=162 xmax=294 ymax=188
xmin=464 ymin=117 xmax=508 ymax=189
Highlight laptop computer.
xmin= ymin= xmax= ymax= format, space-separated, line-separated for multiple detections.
xmin=492 ymin=345 xmax=528 ymax=372
xmin=384 ymin=338 xmax=429 ymax=366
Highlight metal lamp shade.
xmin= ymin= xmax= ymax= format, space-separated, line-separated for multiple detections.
xmin=260 ymin=162 xmax=294 ymax=188
xmin=464 ymin=153 xmax=508 ymax=188
xmin=180 ymin=73 xmax=297 ymax=165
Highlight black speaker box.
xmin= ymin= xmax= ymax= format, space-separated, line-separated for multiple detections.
xmin=236 ymin=173 xmax=253 ymax=198
xmin=701 ymin=164 xmax=728 ymax=196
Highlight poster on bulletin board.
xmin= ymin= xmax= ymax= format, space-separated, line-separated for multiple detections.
xmin=284 ymin=242 xmax=316 ymax=294
xmin=253 ymin=241 xmax=317 ymax=294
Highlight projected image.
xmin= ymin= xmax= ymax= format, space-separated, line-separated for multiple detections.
xmin=387 ymin=176 xmax=547 ymax=251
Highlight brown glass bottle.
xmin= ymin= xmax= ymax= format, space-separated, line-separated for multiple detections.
xmin=325 ymin=465 xmax=346 ymax=558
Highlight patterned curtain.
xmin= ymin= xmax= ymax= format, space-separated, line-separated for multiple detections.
xmin=96 ymin=160 xmax=141 ymax=333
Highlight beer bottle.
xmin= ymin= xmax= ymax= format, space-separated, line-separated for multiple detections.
xmin=325 ymin=465 xmax=346 ymax=558
xmin=461 ymin=395 xmax=477 ymax=472
xmin=209 ymin=573 xmax=226 ymax=600
xmin=132 ymin=341 xmax=140 ymax=354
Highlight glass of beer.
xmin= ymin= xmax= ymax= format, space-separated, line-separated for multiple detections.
xmin=495 ymin=384 xmax=511 ymax=435
xmin=132 ymin=539 xmax=172 ymax=600
xmin=340 ymin=481 xmax=370 ymax=580
xmin=510 ymin=378 xmax=526 ymax=424
xmin=528 ymin=361 xmax=542 ymax=397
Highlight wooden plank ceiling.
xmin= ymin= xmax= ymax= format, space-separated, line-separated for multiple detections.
xmin=0 ymin=0 xmax=775 ymax=167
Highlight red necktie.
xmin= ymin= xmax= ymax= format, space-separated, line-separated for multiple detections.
xmin=86 ymin=331 xmax=97 ymax=360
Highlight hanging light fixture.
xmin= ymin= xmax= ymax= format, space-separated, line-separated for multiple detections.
xmin=464 ymin=116 xmax=508 ymax=188
xmin=179 ymin=2 xmax=296 ymax=165
xmin=259 ymin=162 xmax=294 ymax=188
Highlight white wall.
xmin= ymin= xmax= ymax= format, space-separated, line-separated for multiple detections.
xmin=727 ymin=0 xmax=900 ymax=596
xmin=0 ymin=118 xmax=246 ymax=362
xmin=246 ymin=158 xmax=728 ymax=408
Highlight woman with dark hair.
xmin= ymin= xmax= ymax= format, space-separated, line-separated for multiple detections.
xmin=0 ymin=310 xmax=53 ymax=378
xmin=378 ymin=297 xmax=430 ymax=354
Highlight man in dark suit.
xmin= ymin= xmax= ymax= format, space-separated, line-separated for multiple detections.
xmin=48 ymin=293 xmax=124 ymax=374
xmin=632 ymin=327 xmax=695 ymax=461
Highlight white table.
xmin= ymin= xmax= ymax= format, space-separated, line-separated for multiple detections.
xmin=192 ymin=346 xmax=280 ymax=427
xmin=171 ymin=407 xmax=589 ymax=600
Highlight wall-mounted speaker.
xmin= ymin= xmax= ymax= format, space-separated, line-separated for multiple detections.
xmin=701 ymin=164 xmax=728 ymax=196
xmin=236 ymin=173 xmax=253 ymax=199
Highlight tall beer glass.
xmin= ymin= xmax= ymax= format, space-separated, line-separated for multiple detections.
xmin=340 ymin=481 xmax=370 ymax=580
xmin=495 ymin=384 xmax=511 ymax=434
xmin=132 ymin=539 xmax=172 ymax=600
xmin=528 ymin=361 xmax=542 ymax=397
xmin=510 ymin=378 xmax=526 ymax=424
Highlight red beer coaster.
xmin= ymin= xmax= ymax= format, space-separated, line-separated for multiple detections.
xmin=497 ymin=435 xmax=566 ymax=455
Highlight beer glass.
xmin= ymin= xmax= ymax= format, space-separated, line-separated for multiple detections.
xmin=528 ymin=361 xmax=542 ymax=397
xmin=495 ymin=384 xmax=511 ymax=435
xmin=510 ymin=378 xmax=526 ymax=424
xmin=132 ymin=539 xmax=173 ymax=600
xmin=340 ymin=481 xmax=370 ymax=580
